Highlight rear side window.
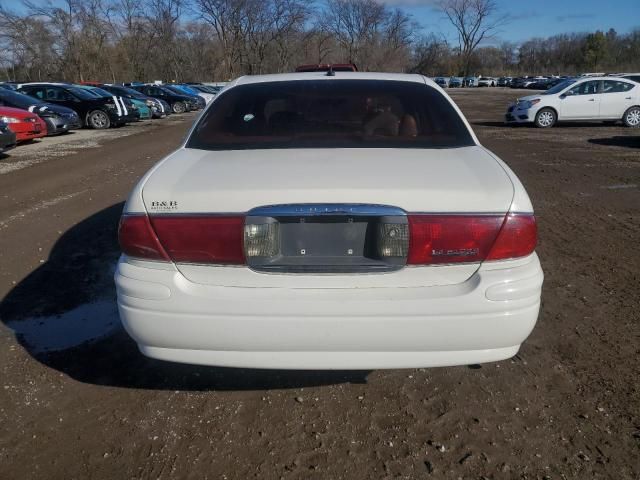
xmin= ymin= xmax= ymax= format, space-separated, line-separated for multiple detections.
xmin=603 ymin=80 xmax=634 ymax=93
xmin=22 ymin=87 xmax=45 ymax=100
xmin=187 ymin=80 xmax=474 ymax=150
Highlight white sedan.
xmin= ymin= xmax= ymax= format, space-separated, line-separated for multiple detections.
xmin=116 ymin=72 xmax=543 ymax=369
xmin=506 ymin=76 xmax=640 ymax=128
xmin=477 ymin=77 xmax=497 ymax=87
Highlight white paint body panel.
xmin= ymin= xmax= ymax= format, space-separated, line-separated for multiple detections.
xmin=140 ymin=146 xmax=515 ymax=214
xmin=116 ymin=253 xmax=543 ymax=369
xmin=118 ymin=72 xmax=542 ymax=369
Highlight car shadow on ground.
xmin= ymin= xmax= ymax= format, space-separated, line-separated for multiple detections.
xmin=0 ymin=203 xmax=370 ymax=391
xmin=472 ymin=121 xmax=626 ymax=129
xmin=471 ymin=121 xmax=513 ymax=128
xmin=588 ymin=136 xmax=640 ymax=149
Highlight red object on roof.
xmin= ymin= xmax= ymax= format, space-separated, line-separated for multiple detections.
xmin=295 ymin=63 xmax=358 ymax=73
xmin=0 ymin=106 xmax=47 ymax=141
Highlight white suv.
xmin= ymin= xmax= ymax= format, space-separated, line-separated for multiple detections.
xmin=116 ymin=72 xmax=543 ymax=369
xmin=506 ymin=77 xmax=640 ymax=128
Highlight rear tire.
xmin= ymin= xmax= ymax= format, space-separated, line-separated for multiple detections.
xmin=87 ymin=110 xmax=111 ymax=129
xmin=172 ymin=102 xmax=186 ymax=114
xmin=623 ymin=106 xmax=640 ymax=128
xmin=534 ymin=108 xmax=556 ymax=128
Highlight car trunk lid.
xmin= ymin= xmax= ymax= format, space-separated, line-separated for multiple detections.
xmin=141 ymin=146 xmax=515 ymax=287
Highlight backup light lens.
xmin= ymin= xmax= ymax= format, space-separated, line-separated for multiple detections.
xmin=377 ymin=223 xmax=409 ymax=257
xmin=244 ymin=223 xmax=280 ymax=257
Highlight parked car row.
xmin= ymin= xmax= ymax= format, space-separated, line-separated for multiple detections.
xmin=0 ymin=81 xmax=225 ymax=155
xmin=434 ymin=73 xmax=640 ymax=92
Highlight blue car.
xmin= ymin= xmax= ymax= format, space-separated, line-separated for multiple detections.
xmin=163 ymin=84 xmax=206 ymax=109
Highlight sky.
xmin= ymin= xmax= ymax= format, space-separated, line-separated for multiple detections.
xmin=385 ymin=0 xmax=640 ymax=45
xmin=2 ymin=0 xmax=639 ymax=45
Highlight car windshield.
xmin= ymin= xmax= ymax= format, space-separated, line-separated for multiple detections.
xmin=68 ymin=87 xmax=97 ymax=100
xmin=88 ymin=87 xmax=113 ymax=98
xmin=0 ymin=88 xmax=44 ymax=108
xmin=187 ymin=80 xmax=475 ymax=150
xmin=163 ymin=85 xmax=189 ymax=96
xmin=127 ymin=88 xmax=148 ymax=98
xmin=111 ymin=86 xmax=147 ymax=99
xmin=543 ymin=79 xmax=576 ymax=95
xmin=161 ymin=86 xmax=183 ymax=96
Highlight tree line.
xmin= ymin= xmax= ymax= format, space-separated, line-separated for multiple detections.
xmin=0 ymin=0 xmax=638 ymax=83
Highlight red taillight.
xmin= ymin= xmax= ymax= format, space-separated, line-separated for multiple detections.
xmin=118 ymin=215 xmax=170 ymax=261
xmin=407 ymin=213 xmax=536 ymax=265
xmin=408 ymin=215 xmax=503 ymax=264
xmin=486 ymin=214 xmax=537 ymax=261
xmin=149 ymin=215 xmax=245 ymax=264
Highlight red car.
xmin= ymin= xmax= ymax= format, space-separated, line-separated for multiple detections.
xmin=0 ymin=106 xmax=47 ymax=142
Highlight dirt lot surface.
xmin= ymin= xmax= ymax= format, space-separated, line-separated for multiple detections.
xmin=0 ymin=89 xmax=638 ymax=479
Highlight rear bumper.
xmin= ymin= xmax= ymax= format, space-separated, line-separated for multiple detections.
xmin=115 ymin=254 xmax=543 ymax=369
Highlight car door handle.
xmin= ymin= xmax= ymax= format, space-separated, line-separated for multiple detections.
xmin=625 ymin=97 xmax=632 ymax=100
xmin=588 ymin=98 xmax=595 ymax=101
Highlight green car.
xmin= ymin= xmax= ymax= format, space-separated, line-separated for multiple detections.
xmin=128 ymin=97 xmax=152 ymax=120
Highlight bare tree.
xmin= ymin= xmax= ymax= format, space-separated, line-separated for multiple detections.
xmin=410 ymin=33 xmax=451 ymax=76
xmin=322 ymin=0 xmax=385 ymax=66
xmin=195 ymin=0 xmax=249 ymax=78
xmin=437 ymin=0 xmax=507 ymax=76
xmin=2 ymin=0 xmax=639 ymax=83
xmin=322 ymin=0 xmax=413 ymax=71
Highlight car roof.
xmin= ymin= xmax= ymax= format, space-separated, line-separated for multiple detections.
xmin=18 ymin=82 xmax=70 ymax=87
xmin=574 ymin=76 xmax=637 ymax=82
xmin=231 ymin=71 xmax=430 ymax=88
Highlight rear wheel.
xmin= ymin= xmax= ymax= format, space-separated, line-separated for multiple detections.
xmin=172 ymin=102 xmax=186 ymax=114
xmin=534 ymin=108 xmax=556 ymax=128
xmin=623 ymin=106 xmax=640 ymax=128
xmin=88 ymin=110 xmax=110 ymax=129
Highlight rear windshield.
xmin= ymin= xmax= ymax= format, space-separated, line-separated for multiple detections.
xmin=107 ymin=85 xmax=147 ymax=98
xmin=0 ymin=89 xmax=43 ymax=108
xmin=68 ymin=87 xmax=97 ymax=100
xmin=187 ymin=80 xmax=474 ymax=150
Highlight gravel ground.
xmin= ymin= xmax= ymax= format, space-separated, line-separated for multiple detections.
xmin=0 ymin=89 xmax=638 ymax=479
